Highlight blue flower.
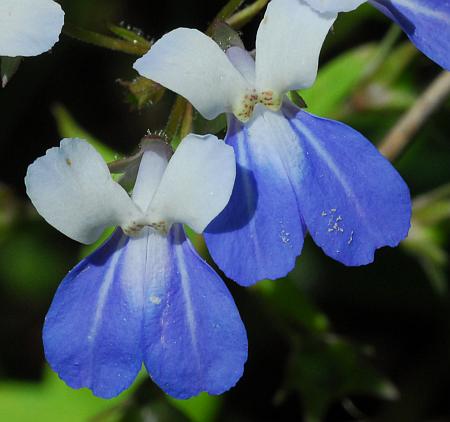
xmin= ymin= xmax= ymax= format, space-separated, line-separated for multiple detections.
xmin=303 ymin=0 xmax=450 ymax=71
xmin=25 ymin=136 xmax=247 ymax=399
xmin=134 ymin=0 xmax=412 ymax=286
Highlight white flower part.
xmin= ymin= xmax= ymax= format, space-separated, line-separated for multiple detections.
xmin=147 ymin=134 xmax=236 ymax=234
xmin=226 ymin=46 xmax=256 ymax=85
xmin=255 ymin=0 xmax=336 ymax=101
xmin=25 ymin=139 xmax=143 ymax=245
xmin=131 ymin=141 xmax=171 ymax=211
xmin=0 ymin=0 xmax=64 ymax=58
xmin=302 ymin=0 xmax=367 ymax=14
xmin=133 ymin=28 xmax=251 ymax=120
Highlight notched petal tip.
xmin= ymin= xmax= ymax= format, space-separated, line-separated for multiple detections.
xmin=284 ymin=107 xmax=412 ymax=266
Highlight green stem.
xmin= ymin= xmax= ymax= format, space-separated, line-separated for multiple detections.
xmin=165 ymin=97 xmax=187 ymax=141
xmin=226 ymin=0 xmax=269 ymax=29
xmin=180 ymin=103 xmax=194 ymax=140
xmin=359 ymin=24 xmax=402 ymax=86
xmin=216 ymin=0 xmax=244 ymax=21
xmin=63 ymin=23 xmax=149 ymax=55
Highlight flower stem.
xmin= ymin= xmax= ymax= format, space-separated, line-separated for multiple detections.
xmin=359 ymin=25 xmax=402 ymax=85
xmin=379 ymin=71 xmax=450 ymax=161
xmin=166 ymin=97 xmax=187 ymax=142
xmin=63 ymin=23 xmax=150 ymax=55
xmin=226 ymin=0 xmax=269 ymax=29
xmin=216 ymin=0 xmax=244 ymax=21
xmin=180 ymin=103 xmax=194 ymax=140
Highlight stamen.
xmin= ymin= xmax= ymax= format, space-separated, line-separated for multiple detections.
xmin=233 ymin=89 xmax=283 ymax=122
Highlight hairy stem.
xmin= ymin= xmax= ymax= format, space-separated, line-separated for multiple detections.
xmin=63 ymin=23 xmax=150 ymax=55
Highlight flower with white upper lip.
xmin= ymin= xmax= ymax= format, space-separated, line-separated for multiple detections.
xmin=134 ymin=0 xmax=412 ymax=286
xmin=0 ymin=0 xmax=64 ymax=58
xmin=303 ymin=0 xmax=450 ymax=71
xmin=25 ymin=134 xmax=247 ymax=399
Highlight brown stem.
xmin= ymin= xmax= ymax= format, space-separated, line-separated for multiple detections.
xmin=379 ymin=71 xmax=450 ymax=161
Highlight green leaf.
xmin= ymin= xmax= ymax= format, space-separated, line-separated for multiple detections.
xmin=0 ymin=224 xmax=68 ymax=299
xmin=0 ymin=367 xmax=131 ymax=422
xmin=169 ymin=394 xmax=222 ymax=422
xmin=300 ymin=44 xmax=376 ymax=117
xmin=52 ymin=103 xmax=117 ymax=162
xmin=257 ymin=279 xmax=330 ymax=334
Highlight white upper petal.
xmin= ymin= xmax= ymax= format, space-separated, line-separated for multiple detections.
xmin=302 ymin=0 xmax=366 ymax=13
xmin=0 ymin=0 xmax=64 ymax=57
xmin=255 ymin=0 xmax=336 ymax=93
xmin=25 ymin=139 xmax=143 ymax=244
xmin=226 ymin=46 xmax=256 ymax=85
xmin=147 ymin=134 xmax=236 ymax=233
xmin=133 ymin=28 xmax=250 ymax=120
xmin=131 ymin=141 xmax=171 ymax=211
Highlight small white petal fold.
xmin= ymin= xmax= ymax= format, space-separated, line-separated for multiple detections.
xmin=133 ymin=28 xmax=250 ymax=120
xmin=25 ymin=139 xmax=143 ymax=244
xmin=302 ymin=0 xmax=366 ymax=13
xmin=148 ymin=134 xmax=236 ymax=233
xmin=0 ymin=0 xmax=64 ymax=57
xmin=255 ymin=0 xmax=336 ymax=93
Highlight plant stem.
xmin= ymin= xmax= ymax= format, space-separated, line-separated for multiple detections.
xmin=180 ymin=103 xmax=194 ymax=140
xmin=226 ymin=0 xmax=269 ymax=29
xmin=379 ymin=71 xmax=450 ymax=161
xmin=63 ymin=23 xmax=149 ymax=55
xmin=165 ymin=97 xmax=187 ymax=141
xmin=359 ymin=25 xmax=402 ymax=85
xmin=217 ymin=0 xmax=244 ymax=21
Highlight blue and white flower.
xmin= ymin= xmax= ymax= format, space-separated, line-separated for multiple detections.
xmin=0 ymin=0 xmax=64 ymax=57
xmin=134 ymin=0 xmax=412 ymax=286
xmin=25 ymin=135 xmax=247 ymax=399
xmin=304 ymin=0 xmax=450 ymax=71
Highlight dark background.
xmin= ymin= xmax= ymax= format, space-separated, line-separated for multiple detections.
xmin=0 ymin=1 xmax=449 ymax=421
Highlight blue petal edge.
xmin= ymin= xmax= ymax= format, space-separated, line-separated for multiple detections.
xmin=283 ymin=103 xmax=412 ymax=266
xmin=371 ymin=0 xmax=450 ymax=70
xmin=205 ymin=112 xmax=306 ymax=286
xmin=43 ymin=230 xmax=145 ymax=399
xmin=143 ymin=224 xmax=248 ymax=399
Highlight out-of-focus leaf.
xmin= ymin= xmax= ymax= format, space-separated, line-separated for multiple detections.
xmin=287 ymin=336 xmax=398 ymax=421
xmin=169 ymin=394 xmax=222 ymax=422
xmin=0 ymin=367 xmax=130 ymax=422
xmin=0 ymin=224 xmax=68 ymax=299
xmin=402 ymin=185 xmax=450 ymax=293
xmin=372 ymin=42 xmax=418 ymax=86
xmin=52 ymin=103 xmax=117 ymax=162
xmin=403 ymin=224 xmax=448 ymax=294
xmin=118 ymin=77 xmax=166 ymax=110
xmin=257 ymin=279 xmax=329 ymax=335
xmin=1 ymin=57 xmax=22 ymax=87
xmin=300 ymin=44 xmax=376 ymax=117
